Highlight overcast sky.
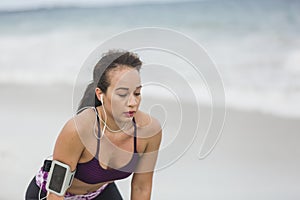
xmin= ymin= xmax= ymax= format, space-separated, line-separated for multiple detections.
xmin=0 ymin=0 xmax=200 ymax=10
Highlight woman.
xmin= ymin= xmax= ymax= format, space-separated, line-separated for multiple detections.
xmin=25 ymin=50 xmax=162 ymax=200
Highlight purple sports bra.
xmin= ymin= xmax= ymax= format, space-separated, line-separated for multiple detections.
xmin=74 ymin=108 xmax=139 ymax=184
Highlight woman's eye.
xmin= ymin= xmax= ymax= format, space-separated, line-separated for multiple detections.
xmin=117 ymin=93 xmax=140 ymax=98
xmin=118 ymin=94 xmax=127 ymax=97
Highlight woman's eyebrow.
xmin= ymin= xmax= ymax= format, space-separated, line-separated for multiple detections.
xmin=116 ymin=87 xmax=129 ymax=91
xmin=116 ymin=85 xmax=142 ymax=91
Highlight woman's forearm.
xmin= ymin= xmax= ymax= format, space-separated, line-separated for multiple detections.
xmin=131 ymin=185 xmax=151 ymax=200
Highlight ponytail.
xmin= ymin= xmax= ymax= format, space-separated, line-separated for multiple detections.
xmin=77 ymin=81 xmax=102 ymax=112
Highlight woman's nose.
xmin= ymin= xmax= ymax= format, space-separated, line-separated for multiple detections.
xmin=128 ymin=95 xmax=138 ymax=106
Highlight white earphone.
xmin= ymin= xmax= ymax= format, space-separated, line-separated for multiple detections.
xmin=100 ymin=94 xmax=103 ymax=104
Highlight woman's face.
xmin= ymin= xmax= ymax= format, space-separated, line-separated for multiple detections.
xmin=103 ymin=66 xmax=142 ymax=123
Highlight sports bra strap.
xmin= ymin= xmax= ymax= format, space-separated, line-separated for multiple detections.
xmin=133 ymin=117 xmax=137 ymax=153
xmin=95 ymin=108 xmax=101 ymax=157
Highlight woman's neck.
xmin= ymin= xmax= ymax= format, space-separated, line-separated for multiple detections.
xmin=96 ymin=106 xmax=132 ymax=133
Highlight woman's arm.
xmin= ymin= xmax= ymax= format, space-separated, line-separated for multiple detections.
xmin=131 ymin=125 xmax=162 ymax=200
xmin=131 ymin=172 xmax=154 ymax=200
xmin=47 ymin=118 xmax=85 ymax=200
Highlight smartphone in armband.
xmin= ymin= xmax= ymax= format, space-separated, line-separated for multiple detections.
xmin=46 ymin=160 xmax=76 ymax=196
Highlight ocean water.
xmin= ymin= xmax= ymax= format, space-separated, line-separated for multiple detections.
xmin=0 ymin=0 xmax=300 ymax=118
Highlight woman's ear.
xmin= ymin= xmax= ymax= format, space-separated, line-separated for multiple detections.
xmin=95 ymin=87 xmax=103 ymax=102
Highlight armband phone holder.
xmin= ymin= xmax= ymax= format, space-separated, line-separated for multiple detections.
xmin=46 ymin=160 xmax=76 ymax=196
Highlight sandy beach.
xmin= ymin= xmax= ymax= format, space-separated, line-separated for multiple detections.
xmin=0 ymin=83 xmax=299 ymax=199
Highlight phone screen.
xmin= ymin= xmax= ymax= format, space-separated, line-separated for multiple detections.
xmin=48 ymin=164 xmax=66 ymax=193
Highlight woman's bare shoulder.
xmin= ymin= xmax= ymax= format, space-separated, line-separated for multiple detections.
xmin=135 ymin=110 xmax=162 ymax=138
xmin=52 ymin=112 xmax=92 ymax=169
xmin=134 ymin=111 xmax=162 ymax=156
xmin=57 ymin=107 xmax=96 ymax=144
xmin=72 ymin=107 xmax=97 ymax=133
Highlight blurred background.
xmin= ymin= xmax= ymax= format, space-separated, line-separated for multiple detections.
xmin=0 ymin=0 xmax=299 ymax=199
xmin=1 ymin=0 xmax=300 ymax=117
